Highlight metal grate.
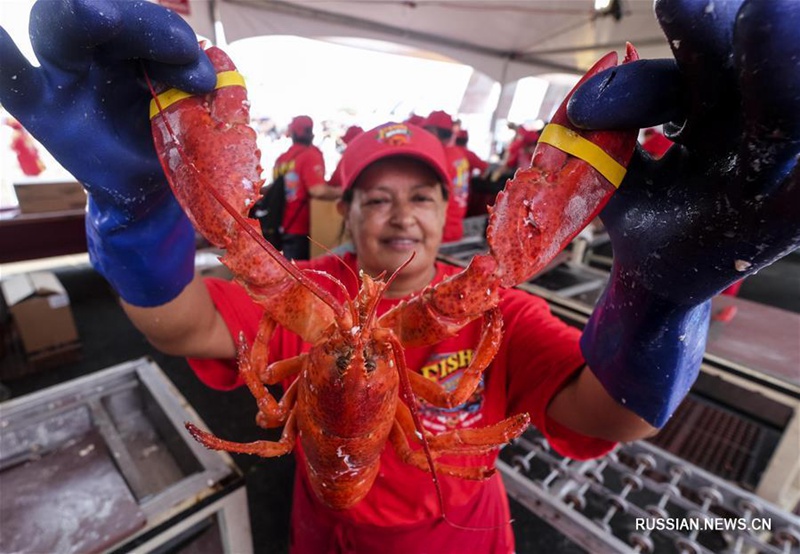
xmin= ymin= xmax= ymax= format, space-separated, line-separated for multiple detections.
xmin=647 ymin=395 xmax=774 ymax=490
xmin=501 ymin=428 xmax=800 ymax=554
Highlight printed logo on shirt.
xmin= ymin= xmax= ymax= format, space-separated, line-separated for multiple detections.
xmin=417 ymin=349 xmax=485 ymax=432
xmin=274 ymin=159 xmax=296 ymax=180
xmin=284 ymin=170 xmax=300 ymax=201
xmin=376 ymin=123 xmax=412 ymax=146
xmin=275 ymin=159 xmax=300 ymax=202
xmin=451 ymin=158 xmax=470 ymax=207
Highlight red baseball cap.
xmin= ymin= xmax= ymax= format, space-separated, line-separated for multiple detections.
xmin=341 ymin=125 xmax=364 ymax=144
xmin=404 ymin=113 xmax=425 ymax=126
xmin=339 ymin=122 xmax=451 ymax=192
xmin=422 ymin=110 xmax=454 ymax=131
xmin=521 ymin=129 xmax=540 ymax=145
xmin=288 ymin=115 xmax=313 ymax=135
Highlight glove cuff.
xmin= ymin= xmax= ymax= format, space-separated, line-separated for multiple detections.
xmin=86 ymin=192 xmax=196 ymax=307
xmin=580 ymin=269 xmax=711 ymax=428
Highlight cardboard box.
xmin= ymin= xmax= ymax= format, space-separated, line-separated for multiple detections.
xmin=309 ymin=198 xmax=344 ymax=258
xmin=13 ymin=179 xmax=87 ymax=214
xmin=0 ymin=271 xmax=80 ymax=358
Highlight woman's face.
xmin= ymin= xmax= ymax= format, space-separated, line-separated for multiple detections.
xmin=339 ymin=157 xmax=447 ymax=295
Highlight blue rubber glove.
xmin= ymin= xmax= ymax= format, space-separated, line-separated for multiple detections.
xmin=567 ymin=0 xmax=800 ymax=427
xmin=0 ymin=0 xmax=217 ymax=306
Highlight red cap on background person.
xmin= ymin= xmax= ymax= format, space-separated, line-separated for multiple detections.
xmin=288 ymin=115 xmax=314 ymax=135
xmin=521 ymin=129 xmax=540 ymax=145
xmin=341 ymin=125 xmax=364 ymax=145
xmin=338 ymin=122 xmax=450 ymax=192
xmin=404 ymin=113 xmax=425 ymax=126
xmin=422 ymin=110 xmax=454 ymax=131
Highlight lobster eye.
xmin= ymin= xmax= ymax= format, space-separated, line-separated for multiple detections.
xmin=336 ymin=351 xmax=352 ymax=373
xmin=363 ymin=348 xmax=377 ymax=372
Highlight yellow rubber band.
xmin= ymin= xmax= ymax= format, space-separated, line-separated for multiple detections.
xmin=538 ymin=123 xmax=627 ymax=188
xmin=149 ymin=70 xmax=246 ymax=119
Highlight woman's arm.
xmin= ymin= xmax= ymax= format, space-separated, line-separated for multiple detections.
xmin=547 ymin=367 xmax=657 ymax=443
xmin=121 ymin=274 xmax=237 ymax=359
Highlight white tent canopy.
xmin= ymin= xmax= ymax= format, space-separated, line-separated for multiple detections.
xmin=183 ymin=0 xmax=673 ymax=85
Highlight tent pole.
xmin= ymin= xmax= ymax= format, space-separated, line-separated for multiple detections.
xmin=488 ymin=58 xmax=513 ymax=161
xmin=211 ymin=0 xmax=228 ymax=47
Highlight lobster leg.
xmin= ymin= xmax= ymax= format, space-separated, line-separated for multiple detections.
xmin=388 ymin=416 xmax=495 ymax=480
xmin=256 ymin=378 xmax=298 ymax=429
xmin=237 ymin=328 xmax=304 ymax=428
xmin=406 ymin=308 xmax=503 ymax=409
xmin=185 ymin=411 xmax=297 ymax=457
xmin=395 ymin=400 xmax=529 ymax=456
xmin=426 ymin=414 xmax=530 ymax=454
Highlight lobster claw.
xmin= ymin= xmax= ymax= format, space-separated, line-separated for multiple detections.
xmin=488 ymin=44 xmax=640 ymax=287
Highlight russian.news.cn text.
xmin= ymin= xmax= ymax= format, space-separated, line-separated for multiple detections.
xmin=634 ymin=517 xmax=772 ymax=532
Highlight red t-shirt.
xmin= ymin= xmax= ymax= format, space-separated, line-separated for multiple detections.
xmin=327 ymin=157 xmax=344 ymax=189
xmin=442 ymin=145 xmax=471 ymax=243
xmin=455 ymin=145 xmax=489 ymax=175
xmin=11 ymin=133 xmax=45 ymax=176
xmin=505 ymin=138 xmax=536 ymax=173
xmin=188 ymin=253 xmax=614 ymax=553
xmin=273 ymin=143 xmax=326 ymax=235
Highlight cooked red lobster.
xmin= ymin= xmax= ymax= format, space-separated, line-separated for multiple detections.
xmin=149 ymin=44 xmax=638 ymax=513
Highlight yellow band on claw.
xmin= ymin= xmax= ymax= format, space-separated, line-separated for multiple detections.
xmin=538 ymin=123 xmax=627 ymax=188
xmin=149 ymin=70 xmax=246 ymax=119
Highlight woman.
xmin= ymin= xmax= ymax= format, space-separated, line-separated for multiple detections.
xmin=169 ymin=122 xmax=644 ymax=552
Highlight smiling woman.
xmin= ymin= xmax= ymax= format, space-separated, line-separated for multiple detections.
xmin=341 ymin=156 xmax=447 ymax=298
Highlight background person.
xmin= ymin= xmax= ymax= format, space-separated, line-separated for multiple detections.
xmin=268 ymin=115 xmax=341 ymax=260
xmin=1 ymin=0 xmax=798 ymax=552
xmin=422 ymin=110 xmax=471 ymax=243
xmin=326 ymin=124 xmax=364 ymax=189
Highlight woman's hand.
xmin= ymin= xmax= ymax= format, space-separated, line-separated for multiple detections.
xmin=0 ymin=0 xmax=218 ymax=306
xmin=569 ymin=0 xmax=800 ymax=304
xmin=569 ymin=0 xmax=799 ymax=428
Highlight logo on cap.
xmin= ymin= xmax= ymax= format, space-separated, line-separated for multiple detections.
xmin=376 ymin=123 xmax=412 ymax=146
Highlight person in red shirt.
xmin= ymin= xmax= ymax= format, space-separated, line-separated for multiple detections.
xmin=186 ymin=122 xmax=628 ymax=552
xmin=5 ymin=118 xmax=45 ymax=176
xmin=454 ymin=129 xmax=489 ymax=175
xmin=504 ymin=127 xmax=540 ymax=173
xmin=422 ymin=110 xmax=471 ymax=243
xmin=327 ymin=124 xmax=364 ymax=189
xmin=454 ymin=129 xmax=494 ymax=216
xmin=272 ymin=115 xmax=341 ymax=260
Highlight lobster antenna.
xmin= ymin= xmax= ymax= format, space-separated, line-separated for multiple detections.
xmin=302 ymin=269 xmax=358 ymax=328
xmin=308 ymin=235 xmax=360 ymax=294
xmin=306 ymin=236 xmax=360 ymax=326
xmin=143 ymin=67 xmax=346 ymax=321
xmin=363 ymin=252 xmax=415 ymax=332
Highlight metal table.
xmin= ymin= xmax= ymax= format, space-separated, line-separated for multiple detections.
xmin=0 ymin=357 xmax=253 ymax=554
